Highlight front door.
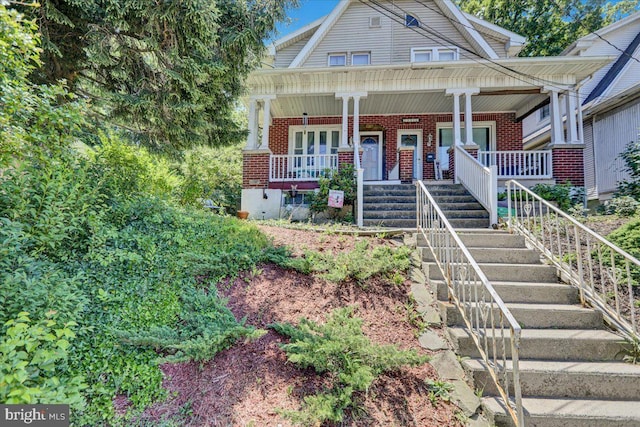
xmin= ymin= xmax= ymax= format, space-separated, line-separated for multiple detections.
xmin=361 ymin=133 xmax=382 ymax=181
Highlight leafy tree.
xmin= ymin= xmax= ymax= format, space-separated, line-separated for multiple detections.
xmin=616 ymin=140 xmax=640 ymax=201
xmin=15 ymin=0 xmax=298 ymax=152
xmin=455 ymin=0 xmax=639 ymax=56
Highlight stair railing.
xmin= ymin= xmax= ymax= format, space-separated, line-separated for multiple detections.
xmin=354 ymin=139 xmax=364 ymax=227
xmin=455 ymin=145 xmax=498 ymax=225
xmin=417 ymin=181 xmax=524 ymax=427
xmin=506 ymin=180 xmax=640 ymax=340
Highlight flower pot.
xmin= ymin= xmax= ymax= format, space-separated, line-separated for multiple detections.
xmin=237 ymin=210 xmax=249 ymax=220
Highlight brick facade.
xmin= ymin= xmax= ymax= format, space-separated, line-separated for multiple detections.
xmin=268 ymin=113 xmax=522 ymax=180
xmin=399 ymin=147 xmax=415 ymax=183
xmin=242 ymin=150 xmax=271 ymax=189
xmin=551 ymin=145 xmax=585 ymax=186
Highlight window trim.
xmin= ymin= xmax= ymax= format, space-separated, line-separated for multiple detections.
xmin=435 ymin=121 xmax=497 ymax=169
xmin=327 ymin=53 xmax=347 ymax=67
xmin=288 ymin=125 xmax=342 ymax=156
xmin=411 ymin=46 xmax=460 ymax=62
xmin=351 ymin=51 xmax=371 ymax=66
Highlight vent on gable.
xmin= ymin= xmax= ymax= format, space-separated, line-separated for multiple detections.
xmin=369 ymin=16 xmax=381 ymax=28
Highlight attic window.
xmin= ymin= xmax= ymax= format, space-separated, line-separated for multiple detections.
xmin=405 ymin=14 xmax=419 ymax=27
xmin=369 ymin=16 xmax=381 ymax=28
xmin=328 ymin=53 xmax=346 ymax=67
xmin=351 ymin=52 xmax=370 ymax=66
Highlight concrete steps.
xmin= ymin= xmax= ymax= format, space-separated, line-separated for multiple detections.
xmin=483 ymin=397 xmax=640 ymax=427
xmin=425 ymin=184 xmax=490 ymax=228
xmin=418 ymin=227 xmax=640 ymax=426
xmin=362 ymin=183 xmax=416 ymax=228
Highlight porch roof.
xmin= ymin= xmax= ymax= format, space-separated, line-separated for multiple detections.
xmin=248 ymin=56 xmax=612 ymax=120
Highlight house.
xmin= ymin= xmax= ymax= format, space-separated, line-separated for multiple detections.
xmin=522 ymin=12 xmax=640 ymax=202
xmin=242 ymin=0 xmax=610 ymax=222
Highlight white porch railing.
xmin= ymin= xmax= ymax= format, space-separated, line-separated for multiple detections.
xmin=455 ymin=145 xmax=498 ymax=225
xmin=269 ymin=154 xmax=339 ymax=182
xmin=417 ymin=181 xmax=524 ymax=427
xmin=506 ymin=180 xmax=640 ymax=340
xmin=355 ymin=142 xmax=364 ymax=228
xmin=479 ymin=150 xmax=552 ymax=179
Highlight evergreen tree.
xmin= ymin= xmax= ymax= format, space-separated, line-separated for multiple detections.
xmin=455 ymin=0 xmax=639 ymax=56
xmin=15 ymin=0 xmax=297 ymax=152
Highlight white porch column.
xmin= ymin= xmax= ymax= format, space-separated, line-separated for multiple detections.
xmin=547 ymin=88 xmax=565 ymax=145
xmin=336 ymin=94 xmax=351 ymax=148
xmin=565 ymin=90 xmax=579 ymax=144
xmin=452 ymin=93 xmax=462 ymax=145
xmin=246 ymin=97 xmax=259 ymax=149
xmin=353 ymin=94 xmax=362 ymax=149
xmin=260 ymin=95 xmax=275 ymax=149
xmin=464 ymin=89 xmax=479 ymax=145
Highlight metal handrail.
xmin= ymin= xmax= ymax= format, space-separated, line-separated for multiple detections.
xmin=506 ymin=180 xmax=640 ymax=339
xmin=417 ymin=181 xmax=524 ymax=427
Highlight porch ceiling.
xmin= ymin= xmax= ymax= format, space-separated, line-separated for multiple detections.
xmin=269 ymin=91 xmax=547 ymax=118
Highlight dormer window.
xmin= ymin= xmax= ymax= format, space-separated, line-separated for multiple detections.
xmin=328 ymin=53 xmax=346 ymax=67
xmin=411 ymin=47 xmax=459 ymax=62
xmin=405 ymin=14 xmax=419 ymax=27
xmin=351 ymin=52 xmax=371 ymax=66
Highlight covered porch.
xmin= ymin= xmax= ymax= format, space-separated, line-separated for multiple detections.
xmin=242 ymin=57 xmax=609 ymax=222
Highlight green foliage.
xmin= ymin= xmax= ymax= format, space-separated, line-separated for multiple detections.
xmin=456 ymin=0 xmax=639 ymax=56
xmin=178 ymin=143 xmax=243 ymax=213
xmin=0 ymin=312 xmax=87 ymax=408
xmin=607 ymin=217 xmax=640 ymax=262
xmin=531 ymin=183 xmax=583 ymax=212
xmin=306 ymin=241 xmax=412 ymax=285
xmin=270 ymin=307 xmax=428 ymax=425
xmin=16 ymin=0 xmax=298 ymax=151
xmin=617 ymin=336 xmax=640 ymax=365
xmin=425 ymin=379 xmax=454 ymax=406
xmin=602 ymin=196 xmax=639 ymax=217
xmin=616 ymin=140 xmax=640 ymax=200
xmin=116 ymin=288 xmax=265 ymax=363
xmin=308 ymin=165 xmax=357 ymax=219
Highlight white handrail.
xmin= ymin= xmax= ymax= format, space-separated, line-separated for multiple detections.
xmin=270 ymin=154 xmax=339 ymax=182
xmin=417 ymin=181 xmax=524 ymax=427
xmin=479 ymin=150 xmax=552 ymax=179
xmin=455 ymin=145 xmax=498 ymax=225
xmin=507 ymin=180 xmax=640 ymax=339
xmin=354 ymin=140 xmax=364 ymax=227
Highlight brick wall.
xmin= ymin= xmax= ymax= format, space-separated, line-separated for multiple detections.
xmin=399 ymin=148 xmax=414 ymax=183
xmin=552 ymin=146 xmax=584 ymax=186
xmin=253 ymin=112 xmax=522 ymax=187
xmin=242 ymin=151 xmax=270 ymax=188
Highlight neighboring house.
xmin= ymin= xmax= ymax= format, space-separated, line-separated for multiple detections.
xmin=242 ymin=0 xmax=610 ymax=220
xmin=523 ymin=12 xmax=640 ymax=202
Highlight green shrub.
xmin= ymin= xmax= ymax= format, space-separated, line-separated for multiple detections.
xmin=0 ymin=312 xmax=87 ymax=408
xmin=616 ymin=140 xmax=640 ymax=200
xmin=178 ymin=144 xmax=243 ymax=214
xmin=270 ymin=307 xmax=428 ymax=425
xmin=602 ymin=196 xmax=639 ymax=217
xmin=307 ymin=165 xmax=357 ymax=220
xmin=531 ymin=183 xmax=584 ymax=211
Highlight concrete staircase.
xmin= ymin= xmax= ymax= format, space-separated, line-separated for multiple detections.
xmin=419 ymin=230 xmax=640 ymax=427
xmin=362 ymin=182 xmax=489 ymax=228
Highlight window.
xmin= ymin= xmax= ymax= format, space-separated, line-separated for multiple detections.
xmin=436 ymin=122 xmax=495 ymax=170
xmin=290 ymin=126 xmax=341 ymax=165
xmin=411 ymin=47 xmax=459 ymax=63
xmin=351 ymin=52 xmax=370 ymax=66
xmin=540 ymin=104 xmax=550 ymax=121
xmin=328 ymin=53 xmax=346 ymax=67
xmin=437 ymin=49 xmax=457 ymax=61
xmin=405 ymin=14 xmax=419 ymax=27
xmin=412 ymin=48 xmax=432 ymax=62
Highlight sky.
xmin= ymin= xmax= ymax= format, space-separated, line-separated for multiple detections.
xmin=275 ymin=0 xmax=340 ymax=39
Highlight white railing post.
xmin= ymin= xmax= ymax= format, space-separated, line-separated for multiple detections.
xmin=357 ymin=168 xmax=363 ymax=227
xmin=490 ymin=165 xmax=498 ymax=225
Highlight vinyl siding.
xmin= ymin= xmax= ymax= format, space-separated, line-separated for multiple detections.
xmin=300 ymin=0 xmax=478 ymax=68
xmin=481 ymin=32 xmax=508 ymax=58
xmin=593 ymin=99 xmax=640 ymax=197
xmin=583 ymin=120 xmax=597 ymax=199
xmin=275 ymin=35 xmax=312 ymax=68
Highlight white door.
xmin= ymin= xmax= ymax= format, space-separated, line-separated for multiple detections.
xmin=361 ymin=134 xmax=382 ymax=181
xmin=398 ymin=131 xmax=423 ymax=180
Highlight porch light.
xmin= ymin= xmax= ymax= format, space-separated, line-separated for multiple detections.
xmin=288 ymin=184 xmax=298 ymax=198
xmin=302 ymin=112 xmax=309 ymax=133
